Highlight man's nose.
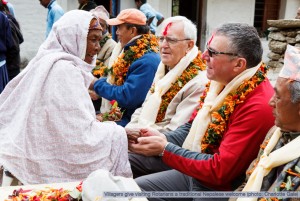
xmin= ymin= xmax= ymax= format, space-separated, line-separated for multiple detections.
xmin=201 ymin=49 xmax=209 ymax=61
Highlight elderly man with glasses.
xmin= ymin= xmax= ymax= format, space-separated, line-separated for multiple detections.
xmin=127 ymin=23 xmax=275 ymax=200
xmin=126 ymin=16 xmax=208 ymax=133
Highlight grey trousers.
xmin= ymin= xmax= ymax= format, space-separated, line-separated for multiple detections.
xmin=129 ymin=152 xmax=171 ymax=178
xmin=136 ymin=169 xmax=229 ymax=201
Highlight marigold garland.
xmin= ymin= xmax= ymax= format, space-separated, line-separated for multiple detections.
xmin=92 ymin=34 xmax=112 ymax=78
xmin=199 ymin=63 xmax=268 ymax=154
xmin=150 ymin=52 xmax=206 ymax=123
xmin=99 ymin=34 xmax=111 ymax=48
xmin=246 ymin=135 xmax=300 ymax=201
xmin=94 ymin=34 xmax=159 ymax=85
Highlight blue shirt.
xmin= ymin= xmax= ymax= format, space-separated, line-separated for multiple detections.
xmin=93 ymin=39 xmax=160 ymax=127
xmin=46 ymin=0 xmax=64 ymax=38
xmin=139 ymin=3 xmax=164 ymax=34
xmin=7 ymin=3 xmax=15 ymax=17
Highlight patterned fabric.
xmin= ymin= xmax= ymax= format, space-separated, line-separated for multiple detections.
xmin=279 ymin=45 xmax=300 ymax=82
xmin=259 ymin=131 xmax=300 ymax=201
xmin=0 ymin=10 xmax=132 ymax=185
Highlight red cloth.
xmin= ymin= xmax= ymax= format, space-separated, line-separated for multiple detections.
xmin=163 ymin=80 xmax=275 ymax=190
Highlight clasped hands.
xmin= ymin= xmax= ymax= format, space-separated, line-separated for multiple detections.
xmin=126 ymin=127 xmax=168 ymax=157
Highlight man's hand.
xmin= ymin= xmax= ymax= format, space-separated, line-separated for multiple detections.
xmin=140 ymin=127 xmax=164 ymax=137
xmin=128 ymin=135 xmax=168 ymax=156
xmin=126 ymin=127 xmax=165 ymax=144
xmin=126 ymin=128 xmax=141 ymax=144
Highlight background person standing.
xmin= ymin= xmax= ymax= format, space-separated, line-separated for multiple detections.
xmin=134 ymin=0 xmax=164 ymax=34
xmin=0 ymin=11 xmax=13 ymax=93
xmin=78 ymin=0 xmax=97 ymax=11
xmin=39 ymin=0 xmax=64 ymax=38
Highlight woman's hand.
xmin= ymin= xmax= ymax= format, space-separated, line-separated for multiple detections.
xmin=128 ymin=136 xmax=168 ymax=156
xmin=89 ymin=90 xmax=99 ymax=100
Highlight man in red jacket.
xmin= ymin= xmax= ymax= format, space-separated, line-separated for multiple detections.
xmin=127 ymin=23 xmax=275 ymax=200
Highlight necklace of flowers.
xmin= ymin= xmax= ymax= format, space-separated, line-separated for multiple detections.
xmin=199 ymin=63 xmax=268 ymax=154
xmin=92 ymin=34 xmax=113 ymax=78
xmin=97 ymin=33 xmax=159 ymax=85
xmin=150 ymin=52 xmax=206 ymax=123
xmin=99 ymin=34 xmax=112 ymax=48
xmin=246 ymin=134 xmax=300 ymax=199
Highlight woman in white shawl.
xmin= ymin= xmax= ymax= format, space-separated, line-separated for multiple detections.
xmin=0 ymin=10 xmax=132 ymax=185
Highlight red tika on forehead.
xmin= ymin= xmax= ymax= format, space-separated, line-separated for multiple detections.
xmin=163 ymin=22 xmax=172 ymax=36
xmin=207 ymin=32 xmax=215 ymax=45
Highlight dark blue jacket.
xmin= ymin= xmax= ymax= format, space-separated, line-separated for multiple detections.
xmin=94 ymin=40 xmax=160 ymax=127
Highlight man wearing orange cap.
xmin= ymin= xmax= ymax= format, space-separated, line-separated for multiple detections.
xmin=234 ymin=45 xmax=300 ymax=201
xmin=90 ymin=8 xmax=160 ymax=127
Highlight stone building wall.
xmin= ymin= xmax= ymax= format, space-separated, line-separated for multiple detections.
xmin=266 ymin=19 xmax=300 ymax=85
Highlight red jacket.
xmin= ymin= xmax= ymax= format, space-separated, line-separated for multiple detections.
xmin=163 ymin=79 xmax=275 ymax=190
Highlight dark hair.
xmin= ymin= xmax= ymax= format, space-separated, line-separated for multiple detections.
xmin=125 ymin=23 xmax=150 ymax=35
xmin=134 ymin=0 xmax=147 ymax=4
xmin=0 ymin=1 xmax=9 ymax=13
xmin=289 ymin=81 xmax=300 ymax=103
xmin=215 ymin=23 xmax=263 ymax=68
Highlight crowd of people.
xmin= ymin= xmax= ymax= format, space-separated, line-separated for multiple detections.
xmin=0 ymin=0 xmax=299 ymax=200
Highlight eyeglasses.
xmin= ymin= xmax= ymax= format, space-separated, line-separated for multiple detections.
xmin=158 ymin=36 xmax=191 ymax=45
xmin=206 ymin=45 xmax=238 ymax=57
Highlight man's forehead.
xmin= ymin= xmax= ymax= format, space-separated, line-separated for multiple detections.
xmin=275 ymin=77 xmax=290 ymax=93
xmin=161 ymin=21 xmax=183 ymax=36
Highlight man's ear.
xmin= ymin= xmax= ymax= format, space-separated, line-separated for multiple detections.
xmin=131 ymin=26 xmax=138 ymax=35
xmin=186 ymin=40 xmax=195 ymax=53
xmin=233 ymin=57 xmax=247 ymax=72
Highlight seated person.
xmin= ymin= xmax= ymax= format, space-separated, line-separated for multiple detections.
xmin=235 ymin=45 xmax=300 ymax=201
xmin=89 ymin=5 xmax=117 ymax=112
xmin=126 ymin=16 xmax=208 ymax=132
xmin=128 ymin=23 xmax=275 ymax=196
xmin=90 ymin=9 xmax=160 ymax=127
xmin=0 ymin=10 xmax=131 ymax=185
xmin=90 ymin=5 xmax=116 ymax=67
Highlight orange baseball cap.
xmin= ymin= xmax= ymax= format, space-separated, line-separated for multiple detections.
xmin=106 ymin=8 xmax=146 ymax=26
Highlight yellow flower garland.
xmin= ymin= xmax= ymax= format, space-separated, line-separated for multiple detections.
xmin=95 ymin=34 xmax=159 ymax=85
xmin=199 ymin=63 xmax=268 ymax=153
xmin=150 ymin=52 xmax=206 ymax=123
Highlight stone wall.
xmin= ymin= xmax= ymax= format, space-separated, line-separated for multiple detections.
xmin=267 ymin=19 xmax=300 ymax=85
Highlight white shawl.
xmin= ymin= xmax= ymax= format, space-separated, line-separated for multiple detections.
xmin=135 ymin=46 xmax=199 ymax=128
xmin=0 ymin=10 xmax=132 ymax=185
xmin=97 ymin=32 xmax=116 ymax=67
xmin=183 ymin=62 xmax=262 ymax=152
xmin=237 ymin=127 xmax=300 ymax=201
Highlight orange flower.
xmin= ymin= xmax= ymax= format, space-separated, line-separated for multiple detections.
xmin=95 ymin=34 xmax=158 ymax=85
xmin=154 ymin=52 xmax=206 ymax=123
xmin=199 ymin=63 xmax=268 ymax=153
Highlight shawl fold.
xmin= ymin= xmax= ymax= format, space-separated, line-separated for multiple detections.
xmin=183 ymin=62 xmax=262 ymax=152
xmin=0 ymin=10 xmax=132 ymax=184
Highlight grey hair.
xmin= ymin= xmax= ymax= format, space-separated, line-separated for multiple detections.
xmin=289 ymin=81 xmax=300 ymax=103
xmin=157 ymin=16 xmax=197 ymax=42
xmin=215 ymin=23 xmax=263 ymax=68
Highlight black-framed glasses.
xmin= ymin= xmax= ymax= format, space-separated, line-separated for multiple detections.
xmin=158 ymin=36 xmax=191 ymax=45
xmin=206 ymin=45 xmax=238 ymax=57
